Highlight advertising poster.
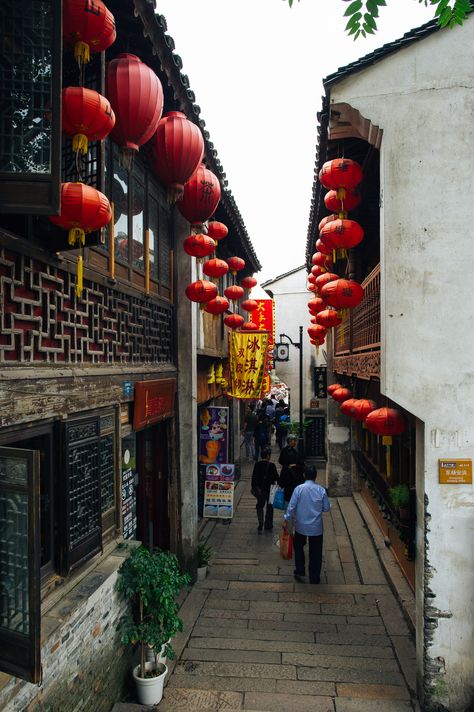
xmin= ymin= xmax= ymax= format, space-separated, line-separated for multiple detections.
xmin=121 ymin=433 xmax=137 ymax=540
xmin=199 ymin=406 xmax=229 ymax=464
xmin=203 ymin=463 xmax=235 ymax=519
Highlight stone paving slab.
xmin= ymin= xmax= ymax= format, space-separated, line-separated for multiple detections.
xmin=208 ymin=589 xmax=278 ymax=602
xmin=336 ymin=683 xmax=410 ymax=700
xmin=248 ymin=618 xmax=337 ymax=634
xmin=275 ymin=679 xmax=336 ymax=696
xmin=201 ymin=608 xmax=283 ymax=622
xmin=243 ymin=691 xmax=335 ymax=712
xmin=203 ymin=598 xmax=250 ymax=611
xmin=158 ymin=688 xmax=243 ymax=711
xmin=283 ymin=612 xmax=346 ymax=624
xmin=229 ymin=581 xmax=295 ymax=592
xmin=298 ymin=666 xmax=405 ymax=685
xmin=251 ymin=601 xmax=322 ymax=614
xmin=315 ymin=632 xmax=391 ymax=646
xmin=282 ymin=652 xmax=399 ymax=672
xmin=279 ymin=592 xmax=355 ymax=604
xmin=181 ymin=647 xmax=281 ymax=664
xmin=167 ymin=673 xmax=277 ymax=693
xmin=186 ymin=637 xmax=396 ymax=659
xmin=334 ymin=698 xmax=414 ymax=712
xmin=191 ymin=625 xmax=315 ymax=643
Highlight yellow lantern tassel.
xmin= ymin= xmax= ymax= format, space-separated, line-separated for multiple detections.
xmin=76 ymin=254 xmax=83 ymax=298
xmin=383 ymin=435 xmax=393 ymax=478
xmin=333 ymin=249 xmax=336 ymax=263
xmin=74 ymin=41 xmax=91 ymax=65
xmin=68 ymin=227 xmax=85 ymax=247
xmin=208 ymin=364 xmax=215 ymax=385
xmin=72 ymin=133 xmax=89 ymax=155
xmin=336 ymin=187 xmax=347 ymax=201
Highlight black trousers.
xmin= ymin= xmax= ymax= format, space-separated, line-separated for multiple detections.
xmin=256 ymin=494 xmax=274 ymax=529
xmin=293 ymin=531 xmax=323 ymax=583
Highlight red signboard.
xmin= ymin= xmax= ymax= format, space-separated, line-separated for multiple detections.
xmin=133 ymin=378 xmax=176 ymax=430
xmin=253 ymin=299 xmax=275 ymax=396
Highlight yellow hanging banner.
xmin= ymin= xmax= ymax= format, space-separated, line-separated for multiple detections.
xmin=228 ymin=331 xmax=269 ymax=399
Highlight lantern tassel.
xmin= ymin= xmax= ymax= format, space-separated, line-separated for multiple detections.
xmin=68 ymin=227 xmax=86 ymax=248
xmin=74 ymin=41 xmax=91 ymax=65
xmin=76 ymin=253 xmax=83 ymax=298
xmin=383 ymin=436 xmax=393 ymax=479
xmin=72 ymin=133 xmax=89 ymax=155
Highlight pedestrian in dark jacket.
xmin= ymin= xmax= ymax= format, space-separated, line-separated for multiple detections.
xmin=251 ymin=447 xmax=279 ymax=532
xmin=253 ymin=416 xmax=269 ymax=461
xmin=278 ymin=435 xmax=304 ymax=504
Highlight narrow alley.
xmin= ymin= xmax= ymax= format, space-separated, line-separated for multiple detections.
xmin=158 ymin=458 xmax=417 ymax=712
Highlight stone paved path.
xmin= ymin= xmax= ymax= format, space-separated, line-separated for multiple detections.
xmin=160 ymin=459 xmax=417 ymax=712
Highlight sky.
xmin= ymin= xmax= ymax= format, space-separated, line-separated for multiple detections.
xmin=158 ymin=0 xmax=435 ymax=282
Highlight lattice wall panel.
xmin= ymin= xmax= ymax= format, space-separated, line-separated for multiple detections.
xmin=0 ymin=249 xmax=174 ymax=365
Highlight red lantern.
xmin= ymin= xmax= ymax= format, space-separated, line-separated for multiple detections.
xmin=241 ymin=299 xmax=258 ymax=313
xmin=183 ymin=234 xmax=215 ymax=259
xmin=241 ymin=275 xmax=257 ymax=290
xmin=365 ymin=408 xmax=406 ymax=436
xmin=203 ymin=258 xmax=229 ymax=279
xmin=106 ymin=54 xmax=163 ymax=155
xmin=321 ymin=279 xmax=364 ymax=310
xmin=316 ymin=309 xmax=342 ymax=328
xmin=327 ymin=384 xmax=342 ymax=396
xmin=320 ymin=219 xmax=364 ymax=252
xmin=315 ymin=272 xmax=338 ymax=292
xmin=312 ymin=252 xmax=332 ymax=269
xmin=352 ymin=399 xmax=377 ymax=421
xmin=324 ymin=188 xmax=361 ymax=213
xmin=307 ymin=273 xmax=317 ymax=284
xmin=310 ymin=316 xmax=318 ymax=324
xmin=63 ymin=0 xmax=116 ymax=65
xmin=318 ymin=214 xmax=337 ymax=232
xmin=242 ymin=321 xmax=258 ymax=331
xmin=177 ymin=163 xmax=221 ymax=228
xmin=307 ymin=283 xmax=317 ymax=293
xmin=319 ymin=158 xmax=363 ymax=191
xmin=207 ymin=220 xmax=228 ymax=243
xmin=224 ymin=285 xmax=244 ymax=302
xmin=332 ymin=387 xmax=352 ymax=403
xmin=308 ymin=297 xmax=326 ymax=315
xmin=185 ymin=280 xmax=218 ymax=304
xmin=341 ymin=398 xmax=359 ymax=416
xmin=150 ymin=111 xmax=204 ymax=202
xmin=315 ymin=238 xmax=332 ymax=256
xmin=62 ymin=87 xmax=115 ymax=155
xmin=204 ymin=295 xmax=229 ymax=316
xmin=224 ymin=313 xmax=245 ymax=329
xmin=307 ymin=324 xmax=327 ymax=342
xmin=227 ymin=256 xmax=245 ymax=275
xmin=311 ymin=265 xmax=325 ymax=278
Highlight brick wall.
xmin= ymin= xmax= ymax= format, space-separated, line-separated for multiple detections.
xmin=0 ymin=570 xmax=134 ymax=712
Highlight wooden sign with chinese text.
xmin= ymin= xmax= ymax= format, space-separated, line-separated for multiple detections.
xmin=228 ymin=331 xmax=269 ymax=399
xmin=439 ymin=459 xmax=472 ymax=484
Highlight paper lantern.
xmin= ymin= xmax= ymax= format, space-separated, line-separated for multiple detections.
xmin=315 ymin=238 xmax=332 ymax=256
xmin=62 ymin=87 xmax=115 ymax=155
xmin=316 ymin=309 xmax=342 ymax=328
xmin=311 ymin=265 xmax=325 ymax=278
xmin=207 ymin=220 xmax=228 ymax=243
xmin=150 ymin=111 xmax=204 ymax=202
xmin=320 ymin=219 xmax=364 ymax=254
xmin=327 ymin=384 xmax=342 ymax=396
xmin=319 ymin=158 xmax=363 ymax=192
xmin=106 ymin=54 xmax=163 ymax=156
xmin=307 ymin=273 xmax=317 ymax=284
xmin=203 ymin=258 xmax=229 ymax=279
xmin=177 ymin=163 xmax=221 ymax=228
xmin=324 ymin=188 xmax=361 ymax=213
xmin=321 ymin=279 xmax=364 ymax=310
xmin=312 ymin=252 xmax=332 ymax=270
xmin=224 ymin=285 xmax=244 ymax=302
xmin=63 ymin=0 xmax=116 ymax=65
xmin=241 ymin=275 xmax=257 ymax=290
xmin=204 ymin=296 xmax=229 ymax=316
xmin=332 ymin=387 xmax=352 ymax=403
xmin=227 ymin=256 xmax=245 ymax=275
xmin=318 ymin=214 xmax=338 ymax=232
xmin=224 ymin=313 xmax=245 ymax=329
xmin=352 ymin=399 xmax=377 ymax=421
xmin=185 ymin=279 xmax=218 ymax=304
xmin=242 ymin=321 xmax=259 ymax=331
xmin=183 ymin=234 xmax=215 ymax=259
xmin=365 ymin=408 xmax=406 ymax=436
xmin=241 ymin=299 xmax=258 ymax=313
xmin=315 ymin=272 xmax=339 ymax=292
xmin=307 ymin=324 xmax=327 ymax=342
xmin=341 ymin=398 xmax=359 ymax=416
xmin=308 ymin=297 xmax=326 ymax=315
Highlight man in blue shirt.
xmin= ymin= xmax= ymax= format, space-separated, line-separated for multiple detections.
xmin=284 ymin=466 xmax=330 ymax=584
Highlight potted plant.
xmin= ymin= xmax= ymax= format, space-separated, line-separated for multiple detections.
xmin=389 ymin=483 xmax=410 ymax=520
xmin=197 ymin=537 xmax=212 ymax=581
xmin=116 ymin=545 xmax=190 ymax=705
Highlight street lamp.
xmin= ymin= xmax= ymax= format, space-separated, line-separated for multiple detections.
xmin=274 ymin=326 xmax=304 ymax=456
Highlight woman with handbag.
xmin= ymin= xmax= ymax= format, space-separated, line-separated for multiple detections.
xmin=251 ymin=447 xmax=279 ymax=532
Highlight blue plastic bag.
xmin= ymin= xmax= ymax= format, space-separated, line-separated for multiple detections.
xmin=273 ymin=487 xmax=285 ymax=510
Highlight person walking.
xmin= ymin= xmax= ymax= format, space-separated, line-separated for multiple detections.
xmin=278 ymin=434 xmax=304 ymax=505
xmin=251 ymin=447 xmax=279 ymax=532
xmin=242 ymin=403 xmax=258 ymax=460
xmin=284 ymin=466 xmax=330 ymax=584
xmin=253 ymin=415 xmax=269 ymax=462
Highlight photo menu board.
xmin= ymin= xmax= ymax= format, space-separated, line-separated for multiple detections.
xmin=203 ymin=464 xmax=235 ymax=519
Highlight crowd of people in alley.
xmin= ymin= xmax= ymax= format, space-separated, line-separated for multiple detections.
xmin=243 ymin=398 xmax=330 ymax=586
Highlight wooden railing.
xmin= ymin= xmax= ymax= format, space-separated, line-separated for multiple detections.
xmin=334 ymin=264 xmax=380 ymax=355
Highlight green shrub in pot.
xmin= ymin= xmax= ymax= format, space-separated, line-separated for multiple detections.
xmin=388 ymin=484 xmax=410 ymax=509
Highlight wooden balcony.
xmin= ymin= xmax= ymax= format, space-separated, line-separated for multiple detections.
xmin=333 ymin=264 xmax=380 ymax=380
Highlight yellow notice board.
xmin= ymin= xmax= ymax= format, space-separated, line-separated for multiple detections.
xmin=439 ymin=459 xmax=472 ymax=484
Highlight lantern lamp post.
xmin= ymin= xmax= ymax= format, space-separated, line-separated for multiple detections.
xmin=274 ymin=326 xmax=304 ymax=457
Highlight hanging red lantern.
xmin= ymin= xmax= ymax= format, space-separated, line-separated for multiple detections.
xmin=324 ymin=188 xmax=361 ymax=213
xmin=327 ymin=384 xmax=342 ymax=396
xmin=203 ymin=258 xmax=229 ymax=280
xmin=315 ymin=272 xmax=339 ymax=293
xmin=150 ymin=111 xmax=204 ymax=202
xmin=185 ymin=279 xmax=218 ymax=304
xmin=307 ymin=283 xmax=317 ymax=293
xmin=106 ymin=54 xmax=163 ymax=158
xmin=307 ymin=273 xmax=317 ymax=284
xmin=315 ymin=238 xmax=332 ymax=256
xmin=310 ymin=316 xmax=318 ymax=324
xmin=307 ymin=324 xmax=327 ymax=342
xmin=321 ymin=279 xmax=364 ymax=310
xmin=318 ymin=214 xmax=338 ymax=232
xmin=63 ymin=0 xmax=116 ymax=65
xmin=183 ymin=234 xmax=215 ymax=260
xmin=316 ymin=309 xmax=342 ymax=328
xmin=332 ymin=387 xmax=352 ymax=403
xmin=49 ymin=182 xmax=111 ymax=296
xmin=224 ymin=285 xmax=244 ymax=302
xmin=241 ymin=299 xmax=258 ymax=313
xmin=204 ymin=295 xmax=229 ymax=316
xmin=227 ymin=256 xmax=245 ymax=275
xmin=352 ymin=399 xmax=377 ymax=421
xmin=308 ymin=297 xmax=326 ymax=315
xmin=365 ymin=408 xmax=406 ymax=436
xmin=177 ymin=163 xmax=221 ymax=228
xmin=224 ymin=313 xmax=245 ymax=330
xmin=341 ymin=398 xmax=359 ymax=416
xmin=241 ymin=275 xmax=257 ymax=290
xmin=207 ymin=220 xmax=228 ymax=244
xmin=62 ymin=87 xmax=115 ymax=155
xmin=319 ymin=158 xmax=363 ymax=192
xmin=312 ymin=252 xmax=333 ymax=271
xmin=242 ymin=321 xmax=258 ymax=331
xmin=311 ymin=265 xmax=325 ymax=278
xmin=320 ymin=219 xmax=364 ymax=254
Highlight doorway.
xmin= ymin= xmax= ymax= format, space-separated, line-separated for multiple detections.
xmin=136 ymin=421 xmax=170 ymax=550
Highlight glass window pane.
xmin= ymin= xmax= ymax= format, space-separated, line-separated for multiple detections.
xmin=132 ymin=177 xmax=145 ymax=271
xmin=159 ymin=203 xmax=171 ymax=287
xmin=0 ymin=1 xmax=53 ymax=174
xmin=113 ymin=153 xmax=129 ymax=263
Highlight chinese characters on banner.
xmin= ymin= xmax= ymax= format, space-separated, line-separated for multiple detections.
xmin=228 ymin=331 xmax=269 ymax=399
xmin=253 ymin=299 xmax=275 ymax=396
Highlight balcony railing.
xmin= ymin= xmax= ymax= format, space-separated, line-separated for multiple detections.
xmin=334 ymin=264 xmax=380 ymax=355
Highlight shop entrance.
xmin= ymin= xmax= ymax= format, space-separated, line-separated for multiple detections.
xmin=136 ymin=421 xmax=170 ymax=550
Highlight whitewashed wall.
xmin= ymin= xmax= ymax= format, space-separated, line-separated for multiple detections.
xmin=330 ymin=22 xmax=474 ymax=712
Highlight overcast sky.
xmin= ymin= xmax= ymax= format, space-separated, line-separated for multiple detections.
xmin=158 ymin=0 xmax=434 ymax=282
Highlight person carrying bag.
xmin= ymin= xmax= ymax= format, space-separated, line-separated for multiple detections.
xmin=251 ymin=447 xmax=279 ymax=532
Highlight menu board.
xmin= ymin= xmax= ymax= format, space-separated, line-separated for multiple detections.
xmin=305 ymin=416 xmax=326 ymax=458
xmin=203 ymin=463 xmax=235 ymax=519
xmin=121 ymin=434 xmax=137 ymax=539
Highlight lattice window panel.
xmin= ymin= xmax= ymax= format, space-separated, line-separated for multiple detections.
xmin=66 ymin=421 xmax=101 ymax=549
xmin=100 ymin=433 xmax=115 ymax=513
xmin=0 ymin=248 xmax=174 ymax=364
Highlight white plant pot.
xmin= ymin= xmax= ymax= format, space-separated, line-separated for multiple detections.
xmin=197 ymin=565 xmax=208 ymax=581
xmin=158 ymin=637 xmax=171 ymax=665
xmin=133 ymin=661 xmax=167 ymax=705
